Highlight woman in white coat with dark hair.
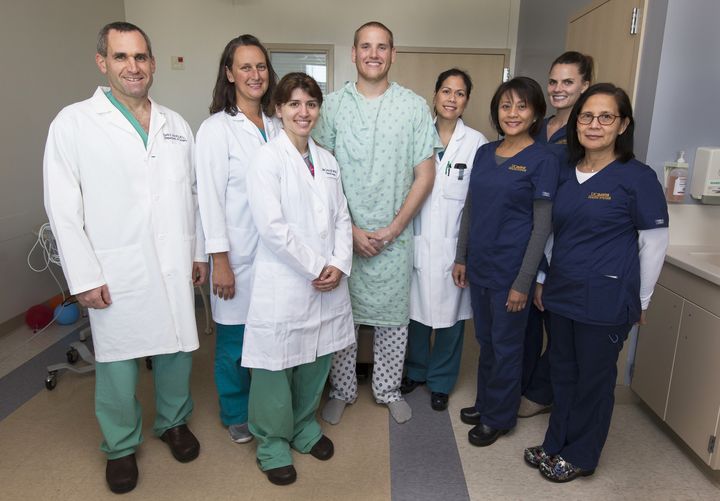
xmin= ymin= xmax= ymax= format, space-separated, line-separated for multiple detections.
xmin=243 ymin=72 xmax=355 ymax=486
xmin=402 ymin=68 xmax=487 ymax=411
xmin=195 ymin=35 xmax=281 ymax=445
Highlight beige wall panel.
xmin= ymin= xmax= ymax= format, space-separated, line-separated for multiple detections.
xmin=390 ymin=51 xmax=506 ymax=140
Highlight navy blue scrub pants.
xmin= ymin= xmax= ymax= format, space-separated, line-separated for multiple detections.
xmin=521 ymin=305 xmax=553 ymax=405
xmin=542 ymin=312 xmax=631 ymax=470
xmin=406 ymin=319 xmax=465 ymax=395
xmin=470 ymin=285 xmax=532 ymax=430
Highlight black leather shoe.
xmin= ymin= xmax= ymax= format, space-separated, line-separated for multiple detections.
xmin=400 ymin=377 xmax=425 ymax=394
xmin=106 ymin=453 xmax=138 ymax=494
xmin=430 ymin=392 xmax=449 ymax=411
xmin=460 ymin=406 xmax=482 ymax=425
xmin=160 ymin=424 xmax=200 ymax=463
xmin=309 ymin=435 xmax=334 ymax=461
xmin=468 ymin=423 xmax=509 ymax=447
xmin=264 ymin=465 xmax=297 ymax=486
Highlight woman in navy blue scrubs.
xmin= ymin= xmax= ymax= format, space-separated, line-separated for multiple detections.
xmin=524 ymin=83 xmax=669 ymax=482
xmin=520 ymin=51 xmax=594 ymax=418
xmin=453 ymin=77 xmax=558 ymax=447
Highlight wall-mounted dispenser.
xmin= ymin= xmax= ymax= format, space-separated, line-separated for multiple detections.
xmin=690 ymin=147 xmax=720 ymax=204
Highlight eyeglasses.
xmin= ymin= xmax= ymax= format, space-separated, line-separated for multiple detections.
xmin=577 ymin=112 xmax=621 ymax=125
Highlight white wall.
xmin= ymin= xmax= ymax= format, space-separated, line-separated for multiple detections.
xmin=643 ymin=0 xmax=720 ymax=204
xmin=0 ymin=0 xmax=125 ymax=324
xmin=514 ymin=0 xmax=580 ymax=88
xmin=124 ymin=0 xmax=520 ymax=131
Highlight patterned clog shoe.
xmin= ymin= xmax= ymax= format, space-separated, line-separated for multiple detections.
xmin=539 ymin=455 xmax=595 ymax=483
xmin=523 ymin=445 xmax=556 ymax=468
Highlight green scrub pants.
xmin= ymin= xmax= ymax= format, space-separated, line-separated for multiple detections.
xmin=95 ymin=351 xmax=194 ymax=459
xmin=406 ymin=319 xmax=465 ymax=394
xmin=214 ymin=323 xmax=251 ymax=426
xmin=248 ymin=354 xmax=331 ymax=470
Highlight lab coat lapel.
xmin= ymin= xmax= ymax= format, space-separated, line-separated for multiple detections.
xmin=146 ymin=97 xmax=166 ymax=151
xmin=279 ymin=131 xmax=323 ymax=199
xmin=231 ymin=110 xmax=273 ymax=144
xmin=91 ymin=87 xmax=144 ymax=141
xmin=441 ymin=118 xmax=467 ymax=167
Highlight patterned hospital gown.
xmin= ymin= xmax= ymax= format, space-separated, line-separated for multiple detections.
xmin=313 ymin=82 xmax=439 ymax=326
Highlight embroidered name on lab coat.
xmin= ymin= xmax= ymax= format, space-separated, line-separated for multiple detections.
xmin=163 ymin=133 xmax=188 ymax=143
xmin=587 ymin=192 xmax=612 ymax=200
xmin=321 ymin=166 xmax=339 ymax=179
xmin=508 ymin=164 xmax=527 ymax=172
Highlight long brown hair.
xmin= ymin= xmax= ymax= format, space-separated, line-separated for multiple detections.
xmin=208 ymin=34 xmax=277 ymax=116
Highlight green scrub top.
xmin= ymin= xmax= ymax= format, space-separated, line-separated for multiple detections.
xmin=313 ymin=82 xmax=439 ymax=326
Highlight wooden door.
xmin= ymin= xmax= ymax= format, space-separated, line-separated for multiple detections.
xmin=390 ymin=48 xmax=508 ymax=140
xmin=566 ymin=0 xmax=645 ymax=101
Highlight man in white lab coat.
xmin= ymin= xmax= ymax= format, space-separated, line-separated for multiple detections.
xmin=43 ymin=22 xmax=207 ymax=494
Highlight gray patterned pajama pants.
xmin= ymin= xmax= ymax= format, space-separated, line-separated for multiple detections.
xmin=327 ymin=324 xmax=408 ymax=404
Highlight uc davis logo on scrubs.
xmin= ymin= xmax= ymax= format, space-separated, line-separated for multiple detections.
xmin=508 ymin=164 xmax=527 ymax=172
xmin=587 ymin=192 xmax=612 ymax=200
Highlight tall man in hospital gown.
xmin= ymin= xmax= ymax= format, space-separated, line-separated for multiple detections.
xmin=43 ymin=22 xmax=207 ymax=494
xmin=313 ymin=21 xmax=438 ymax=424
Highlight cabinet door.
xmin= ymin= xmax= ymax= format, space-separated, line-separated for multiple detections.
xmin=665 ymin=302 xmax=720 ymax=466
xmin=631 ymin=284 xmax=682 ymax=418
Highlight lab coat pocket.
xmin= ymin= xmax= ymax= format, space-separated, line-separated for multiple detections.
xmin=442 ymin=174 xmax=470 ymax=201
xmin=443 ymin=237 xmax=459 ymax=273
xmin=271 ymin=263 xmax=313 ymax=323
xmin=95 ymin=243 xmax=150 ymax=295
xmin=586 ymin=274 xmax=624 ymax=324
xmin=413 ymin=236 xmax=425 ymax=270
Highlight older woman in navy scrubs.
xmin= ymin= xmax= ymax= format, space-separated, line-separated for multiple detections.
xmin=524 ymin=83 xmax=668 ymax=482
xmin=453 ymin=77 xmax=558 ymax=446
xmin=520 ymin=51 xmax=593 ymax=418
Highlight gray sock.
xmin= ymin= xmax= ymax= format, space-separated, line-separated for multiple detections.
xmin=388 ymin=400 xmax=412 ymax=424
xmin=321 ymin=398 xmax=347 ymax=425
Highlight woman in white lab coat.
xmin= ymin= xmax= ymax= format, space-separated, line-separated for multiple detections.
xmin=402 ymin=69 xmax=487 ymax=411
xmin=243 ymin=73 xmax=354 ymax=486
xmin=195 ymin=35 xmax=281 ymax=444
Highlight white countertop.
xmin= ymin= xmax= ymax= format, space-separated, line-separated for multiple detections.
xmin=665 ymin=245 xmax=720 ymax=286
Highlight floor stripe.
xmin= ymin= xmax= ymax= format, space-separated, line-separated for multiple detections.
xmin=390 ymin=388 xmax=470 ymax=501
xmin=0 ymin=323 xmax=90 ymax=421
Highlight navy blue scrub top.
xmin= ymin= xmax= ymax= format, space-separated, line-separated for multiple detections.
xmin=542 ymin=159 xmax=669 ymax=326
xmin=536 ymin=117 xmax=569 ymax=167
xmin=467 ymin=140 xmax=559 ymax=291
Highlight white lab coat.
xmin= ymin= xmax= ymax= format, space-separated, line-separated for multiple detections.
xmin=409 ymin=119 xmax=487 ymax=328
xmin=195 ymin=110 xmax=281 ymax=324
xmin=243 ymin=131 xmax=355 ymax=370
xmin=43 ymin=87 xmax=205 ymax=363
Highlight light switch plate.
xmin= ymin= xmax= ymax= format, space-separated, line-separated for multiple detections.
xmin=171 ymin=56 xmax=185 ymax=70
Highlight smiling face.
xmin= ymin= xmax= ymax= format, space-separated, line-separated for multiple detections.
xmin=547 ymin=63 xmax=589 ymax=112
xmin=576 ymin=93 xmax=629 ymax=155
xmin=95 ymin=29 xmax=155 ymax=103
xmin=226 ymin=45 xmax=269 ymax=107
xmin=276 ymin=88 xmax=320 ymax=142
xmin=497 ymin=90 xmax=534 ymax=138
xmin=352 ymin=26 xmax=395 ymax=84
xmin=433 ymin=75 xmax=468 ymax=122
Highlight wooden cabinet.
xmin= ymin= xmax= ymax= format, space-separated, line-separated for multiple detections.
xmin=631 ymin=284 xmax=683 ymax=419
xmin=632 ymin=263 xmax=720 ymax=469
